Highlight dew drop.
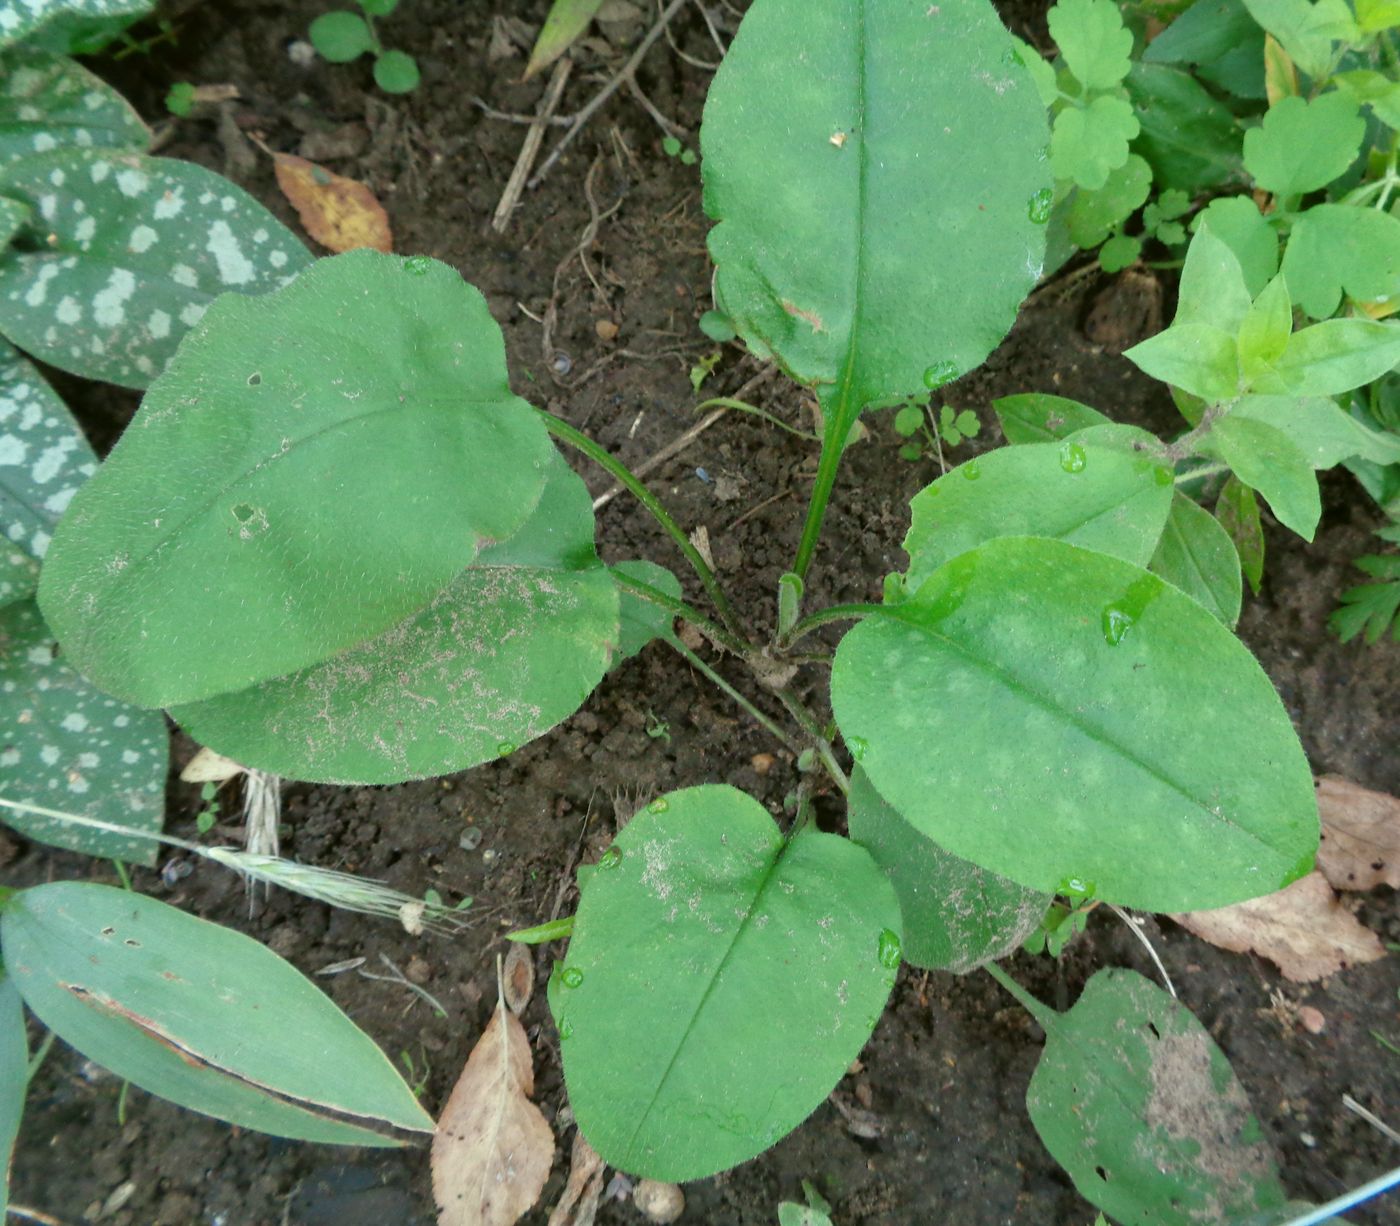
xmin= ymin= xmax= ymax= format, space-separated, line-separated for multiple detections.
xmin=1059 ymin=876 xmax=1096 ymax=897
xmin=561 ymin=966 xmax=585 ymax=988
xmin=231 ymin=504 xmax=254 ymax=523
xmin=1102 ymin=605 xmax=1134 ymax=646
xmin=1028 ymin=187 xmax=1054 ymax=224
xmin=404 ymin=255 xmax=431 ymax=275
xmin=1059 ymin=442 xmax=1087 ymax=473
xmin=247 ymin=372 xmax=262 ymax=387
xmin=1153 ymin=465 xmax=1173 ymax=487
xmin=961 ymin=459 xmax=981 ymax=481
xmin=877 ymin=928 xmax=902 ymax=969
xmin=558 ymin=1018 xmax=575 ymax=1040
xmin=598 ymin=845 xmax=622 ymax=870
xmin=923 ymin=360 xmax=958 ymax=390
xmin=648 ymin=796 xmax=670 ymax=814
xmin=847 ymin=735 xmax=868 ymax=762
xmin=497 ymin=741 xmax=516 ymax=757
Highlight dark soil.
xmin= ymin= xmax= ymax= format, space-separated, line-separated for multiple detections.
xmin=6 ymin=2 xmax=1399 ymax=1223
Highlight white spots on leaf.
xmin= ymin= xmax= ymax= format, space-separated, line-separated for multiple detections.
xmin=39 ymin=745 xmax=59 ymax=766
xmin=93 ymin=268 xmax=135 ymax=326
xmin=0 ymin=749 xmax=17 ymax=768
xmin=128 ymin=224 xmax=157 ymax=254
xmin=26 ymin=647 xmax=49 ymax=667
xmin=32 ymin=133 xmax=56 ymax=153
xmin=147 ymin=309 xmax=171 ymax=339
xmin=121 ymin=750 xmax=140 ymax=764
xmin=219 ymin=195 xmax=236 ymax=213
xmin=89 ymin=160 xmax=111 ymax=184
xmin=153 ymin=187 xmax=185 ymax=220
xmin=37 ymin=194 xmax=55 ymax=220
xmin=55 ymin=295 xmax=81 ymax=325
xmin=206 ymin=219 xmax=254 ymax=285
xmin=269 ymin=250 xmax=288 ymax=269
xmin=0 ymin=436 xmax=26 ymax=466
xmin=115 ymin=167 xmax=148 ymax=197
xmin=31 ymin=529 xmax=49 ymax=557
xmin=23 ymin=263 xmax=58 ymax=306
xmin=32 ymin=435 xmax=78 ymax=483
xmin=74 ymin=216 xmax=96 ymax=245
xmin=252 ymin=227 xmax=269 ymax=243
xmin=170 ymin=263 xmax=198 ymax=288
xmin=48 ymin=168 xmax=65 ymax=187
xmin=179 ymin=302 xmax=206 ymax=328
xmin=61 ymin=713 xmax=89 ymax=732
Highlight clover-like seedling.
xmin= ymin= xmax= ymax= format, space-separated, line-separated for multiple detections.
xmin=309 ymin=0 xmax=420 ymax=94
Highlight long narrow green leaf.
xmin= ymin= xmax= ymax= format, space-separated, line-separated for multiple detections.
xmin=524 ymin=0 xmax=606 ymax=80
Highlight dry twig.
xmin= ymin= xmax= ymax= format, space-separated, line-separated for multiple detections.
xmin=492 ymin=57 xmax=573 ymax=233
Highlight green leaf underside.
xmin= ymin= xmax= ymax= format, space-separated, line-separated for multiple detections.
xmin=0 ymin=600 xmax=166 ymax=863
xmin=0 ymin=972 xmax=24 ymax=1222
xmin=0 ymin=45 xmax=149 ymax=169
xmin=1126 ymin=64 xmax=1242 ymax=192
xmin=558 ymin=785 xmax=900 ymax=1182
xmin=0 ymin=0 xmax=153 ymax=51
xmin=0 ymin=149 xmax=310 ymax=388
xmin=1149 ymin=493 xmax=1243 ymax=627
xmin=993 ymin=392 xmax=1111 ymax=444
xmin=701 ymin=0 xmax=1049 ymax=420
xmin=902 ymin=442 xmax=1173 ymax=591
xmin=1025 ymin=968 xmax=1287 ymax=1224
xmin=831 ymin=537 xmax=1317 ymax=912
xmin=847 ymin=767 xmax=1048 ymax=972
xmin=38 ymin=250 xmax=555 ymax=710
xmin=0 ymin=342 xmax=96 ymax=606
xmin=1282 ymin=204 xmax=1400 ymax=319
xmin=1 ymin=882 xmax=433 ymax=1143
xmin=172 ymin=452 xmax=618 ymax=785
xmin=610 ymin=558 xmax=681 ymax=662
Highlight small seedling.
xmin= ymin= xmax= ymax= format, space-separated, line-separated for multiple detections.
xmin=164 ymin=81 xmax=196 ymax=117
xmin=195 ymin=781 xmax=220 ymax=835
xmin=309 ymin=0 xmax=419 ymax=94
xmin=662 ymin=134 xmax=698 ymax=166
xmin=644 ymin=711 xmax=671 ymax=743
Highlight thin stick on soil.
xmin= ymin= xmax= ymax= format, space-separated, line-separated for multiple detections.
xmin=1107 ymin=903 xmax=1177 ymax=998
xmin=491 ymin=56 xmax=573 ymax=233
xmin=592 ymin=365 xmax=777 ymax=510
xmin=1342 ymin=1094 xmax=1400 ymax=1146
xmin=529 ymin=0 xmax=690 ymax=190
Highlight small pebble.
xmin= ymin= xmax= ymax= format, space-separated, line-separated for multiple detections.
xmin=1300 ymin=1131 xmax=1317 ymax=1148
xmin=460 ymin=826 xmax=483 ymax=851
xmin=633 ymin=1180 xmax=685 ymax=1223
xmin=1298 ymin=1005 xmax=1326 ymax=1034
xmin=551 ymin=350 xmax=573 ymax=376
xmin=595 ymin=318 xmax=619 ymax=341
xmin=286 ymin=38 xmax=317 ymax=67
xmin=750 ymin=753 xmax=775 ymax=776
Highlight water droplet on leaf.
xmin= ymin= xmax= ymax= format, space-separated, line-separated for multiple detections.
xmin=558 ymin=1018 xmax=574 ymax=1039
xmin=648 ymin=796 xmax=670 ymax=814
xmin=598 ymin=846 xmax=622 ymax=870
xmin=1153 ymin=465 xmax=1173 ymax=486
xmin=1027 ymin=187 xmax=1054 ymax=224
xmin=561 ymin=966 xmax=584 ymax=988
xmin=847 ymin=735 xmax=868 ymax=761
xmin=1102 ymin=605 xmax=1134 ymax=646
xmin=961 ymin=460 xmax=981 ymax=480
xmin=1059 ymin=442 xmax=1087 ymax=473
xmin=403 ymin=255 xmax=431 ymax=275
xmin=877 ymin=928 xmax=902 ymax=969
xmin=497 ymin=741 xmax=516 ymax=757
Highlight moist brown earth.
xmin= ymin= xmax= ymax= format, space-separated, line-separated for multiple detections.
xmin=6 ymin=2 xmax=1399 ymax=1223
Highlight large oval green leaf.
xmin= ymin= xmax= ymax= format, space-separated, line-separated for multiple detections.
xmin=0 ymin=341 xmax=97 ymax=608
xmin=701 ymin=0 xmax=1049 ymax=416
xmin=38 ymin=251 xmax=554 ymax=709
xmin=1 ymin=882 xmax=433 ymax=1144
xmin=902 ymin=442 xmax=1174 ymax=590
xmin=831 ymin=536 xmax=1317 ymax=912
xmin=557 ymin=785 xmax=900 ymax=1181
xmin=0 ymin=45 xmax=149 ymax=169
xmin=171 ymin=452 xmax=618 ymax=784
xmin=0 ymin=149 xmax=309 ymax=388
xmin=0 ymin=599 xmax=167 ymax=864
xmin=1010 ymin=967 xmax=1287 ymax=1225
xmin=847 ymin=767 xmax=1048 ymax=973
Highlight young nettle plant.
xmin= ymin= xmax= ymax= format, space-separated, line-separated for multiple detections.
xmin=11 ymin=0 xmax=1379 ymax=1220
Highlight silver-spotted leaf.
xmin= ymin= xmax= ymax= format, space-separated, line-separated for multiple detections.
xmin=171 ymin=452 xmax=617 ymax=785
xmin=0 ymin=148 xmax=310 ymax=388
xmin=1020 ymin=968 xmax=1288 ymax=1225
xmin=702 ymin=0 xmax=1049 ymax=422
xmin=1149 ymin=494 xmax=1243 ymax=627
xmin=0 ymin=0 xmax=152 ymax=52
xmin=0 ymin=599 xmax=166 ymax=864
xmin=0 ymin=341 xmax=96 ymax=607
xmin=903 ymin=442 xmax=1174 ymax=590
xmin=39 ymin=250 xmax=555 ymax=710
xmin=831 ymin=537 xmax=1318 ymax=913
xmin=557 ymin=785 xmax=900 ymax=1181
xmin=848 ymin=767 xmax=1048 ymax=973
xmin=0 ymin=971 xmax=23 ymax=1223
xmin=0 ymin=45 xmax=148 ymax=169
xmin=1 ymin=881 xmax=434 ymax=1143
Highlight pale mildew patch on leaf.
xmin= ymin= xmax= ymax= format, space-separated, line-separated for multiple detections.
xmin=0 ymin=598 xmax=167 ymax=864
xmin=0 ymin=148 xmax=310 ymax=389
xmin=0 ymin=44 xmax=149 ymax=169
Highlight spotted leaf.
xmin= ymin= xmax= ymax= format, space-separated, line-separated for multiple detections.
xmin=0 ymin=598 xmax=166 ymax=865
xmin=0 ymin=45 xmax=149 ymax=170
xmin=0 ymin=0 xmax=153 ymax=52
xmin=0 ymin=340 xmax=96 ymax=608
xmin=0 ymin=148 xmax=310 ymax=388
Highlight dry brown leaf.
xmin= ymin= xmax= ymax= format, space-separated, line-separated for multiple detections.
xmin=432 ymin=998 xmax=554 ymax=1226
xmin=272 ymin=153 xmax=392 ymax=254
xmin=1316 ymin=774 xmax=1400 ymax=892
xmin=546 ymin=1131 xmax=605 ymax=1226
xmin=502 ymin=942 xmax=534 ymax=1015
xmin=1170 ymin=871 xmax=1385 ymax=983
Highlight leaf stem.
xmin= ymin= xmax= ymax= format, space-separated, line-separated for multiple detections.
xmin=611 ymin=569 xmax=750 ymax=657
xmin=664 ymin=635 xmax=801 ymax=755
xmin=983 ymin=960 xmax=1056 ymax=1029
xmin=693 ymin=397 xmax=820 ymax=442
xmin=782 ymin=602 xmax=887 ymax=647
xmin=1174 ymin=462 xmax=1230 ymax=485
xmin=790 ymin=393 xmax=861 ymax=582
xmin=771 ymin=687 xmax=849 ymax=794
xmin=536 ymin=409 xmax=748 ymax=640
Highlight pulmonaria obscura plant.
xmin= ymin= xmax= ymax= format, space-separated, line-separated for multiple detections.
xmin=7 ymin=0 xmax=1390 ymax=1221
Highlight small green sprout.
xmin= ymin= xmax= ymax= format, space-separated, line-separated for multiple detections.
xmin=309 ymin=0 xmax=419 ymax=94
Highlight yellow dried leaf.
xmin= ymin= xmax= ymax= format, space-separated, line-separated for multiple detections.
xmin=1316 ymin=774 xmax=1400 ymax=891
xmin=1171 ymin=871 xmax=1385 ymax=983
xmin=432 ymin=1000 xmax=554 ymax=1226
xmin=272 ymin=153 xmax=392 ymax=254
